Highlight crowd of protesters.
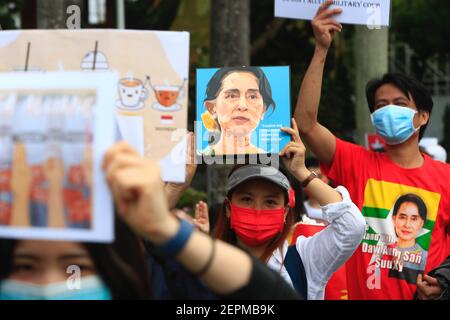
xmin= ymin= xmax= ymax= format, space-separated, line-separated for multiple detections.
xmin=0 ymin=0 xmax=448 ymax=300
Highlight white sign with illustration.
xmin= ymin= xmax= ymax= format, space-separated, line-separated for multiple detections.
xmin=0 ymin=30 xmax=190 ymax=182
xmin=0 ymin=71 xmax=117 ymax=242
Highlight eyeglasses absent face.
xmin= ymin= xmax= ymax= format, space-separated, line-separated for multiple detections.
xmin=206 ymin=72 xmax=266 ymax=137
xmin=231 ymin=179 xmax=285 ymax=210
xmin=374 ymin=84 xmax=416 ymax=111
xmin=8 ymin=240 xmax=97 ymax=285
xmin=392 ymin=201 xmax=425 ymax=245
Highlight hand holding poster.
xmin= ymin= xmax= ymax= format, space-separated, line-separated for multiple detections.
xmin=195 ymin=66 xmax=291 ymax=157
xmin=275 ymin=0 xmax=391 ymax=27
xmin=0 ymin=72 xmax=116 ymax=242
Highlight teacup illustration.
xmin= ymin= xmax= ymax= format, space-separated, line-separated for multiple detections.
xmin=150 ymin=78 xmax=187 ymax=112
xmin=117 ymin=77 xmax=149 ymax=110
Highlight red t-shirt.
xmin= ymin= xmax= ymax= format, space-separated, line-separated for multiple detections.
xmin=292 ymin=223 xmax=349 ymax=300
xmin=321 ymin=138 xmax=450 ymax=300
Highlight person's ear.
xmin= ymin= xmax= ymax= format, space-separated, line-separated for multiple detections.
xmin=205 ymin=101 xmax=216 ymax=116
xmin=418 ymin=111 xmax=430 ymax=127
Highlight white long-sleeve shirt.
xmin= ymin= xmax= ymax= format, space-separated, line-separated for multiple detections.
xmin=267 ymin=186 xmax=366 ymax=300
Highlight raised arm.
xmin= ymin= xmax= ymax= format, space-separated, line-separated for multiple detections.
xmin=294 ymin=0 xmax=342 ymax=166
xmin=280 ymin=122 xmax=365 ymax=299
xmin=281 ymin=118 xmax=342 ymax=205
xmin=103 ymin=142 xmax=298 ymax=298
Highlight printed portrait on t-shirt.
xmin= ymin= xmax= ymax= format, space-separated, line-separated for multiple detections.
xmin=360 ymin=179 xmax=439 ymax=286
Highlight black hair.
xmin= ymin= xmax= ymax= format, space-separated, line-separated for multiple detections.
xmin=392 ymin=193 xmax=427 ymax=221
xmin=203 ymin=66 xmax=276 ymax=145
xmin=366 ymin=73 xmax=434 ymax=140
xmin=204 ymin=66 xmax=276 ymax=112
xmin=0 ymin=217 xmax=152 ymax=300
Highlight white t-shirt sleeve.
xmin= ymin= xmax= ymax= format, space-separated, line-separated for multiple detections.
xmin=296 ymin=186 xmax=366 ymax=300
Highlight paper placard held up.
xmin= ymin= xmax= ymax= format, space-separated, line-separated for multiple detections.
xmin=275 ymin=0 xmax=391 ymax=27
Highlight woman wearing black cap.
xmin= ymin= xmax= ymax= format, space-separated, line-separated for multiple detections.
xmin=213 ymin=119 xmax=366 ymax=299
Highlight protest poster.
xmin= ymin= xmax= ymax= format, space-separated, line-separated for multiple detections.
xmin=0 ymin=72 xmax=117 ymax=242
xmin=0 ymin=29 xmax=190 ymax=182
xmin=275 ymin=0 xmax=391 ymax=27
xmin=195 ymin=66 xmax=291 ymax=157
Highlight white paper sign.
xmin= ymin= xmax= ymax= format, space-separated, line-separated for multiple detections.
xmin=0 ymin=72 xmax=117 ymax=242
xmin=275 ymin=0 xmax=391 ymax=27
xmin=0 ymin=30 xmax=190 ymax=183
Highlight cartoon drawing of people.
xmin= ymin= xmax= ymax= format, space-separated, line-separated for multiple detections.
xmin=10 ymin=142 xmax=32 ymax=227
xmin=44 ymin=156 xmax=65 ymax=229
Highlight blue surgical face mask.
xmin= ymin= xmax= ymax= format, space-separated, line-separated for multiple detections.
xmin=0 ymin=275 xmax=112 ymax=300
xmin=370 ymin=105 xmax=420 ymax=145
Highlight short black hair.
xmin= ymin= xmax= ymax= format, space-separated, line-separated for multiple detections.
xmin=203 ymin=66 xmax=276 ymax=113
xmin=366 ymin=73 xmax=433 ymax=140
xmin=392 ymin=193 xmax=427 ymax=221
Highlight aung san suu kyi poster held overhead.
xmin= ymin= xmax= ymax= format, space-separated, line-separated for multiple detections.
xmin=196 ymin=66 xmax=291 ymax=157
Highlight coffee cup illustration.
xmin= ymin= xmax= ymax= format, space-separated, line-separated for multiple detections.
xmin=117 ymin=77 xmax=149 ymax=110
xmin=150 ymin=78 xmax=187 ymax=112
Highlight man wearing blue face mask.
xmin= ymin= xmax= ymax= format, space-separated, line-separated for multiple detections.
xmin=293 ymin=0 xmax=450 ymax=300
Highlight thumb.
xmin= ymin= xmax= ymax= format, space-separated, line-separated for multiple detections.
xmin=416 ymin=273 xmax=423 ymax=284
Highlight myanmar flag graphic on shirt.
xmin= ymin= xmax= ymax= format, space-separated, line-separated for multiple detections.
xmin=358 ymin=179 xmax=440 ymax=297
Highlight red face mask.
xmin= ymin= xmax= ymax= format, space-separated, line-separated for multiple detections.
xmin=230 ymin=203 xmax=285 ymax=247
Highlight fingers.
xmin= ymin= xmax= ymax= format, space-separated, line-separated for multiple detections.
xmin=103 ymin=141 xmax=139 ymax=171
xmin=416 ymin=273 xmax=423 ymax=284
xmin=279 ymin=142 xmax=304 ymax=158
xmin=280 ymin=127 xmax=298 ymax=140
xmin=327 ymin=24 xmax=343 ymax=35
xmin=315 ymin=0 xmax=334 ymax=16
xmin=316 ymin=8 xmax=343 ymax=21
xmin=423 ymin=274 xmax=440 ymax=286
xmin=281 ymin=118 xmax=302 ymax=143
xmin=186 ymin=132 xmax=196 ymax=165
xmin=104 ymin=146 xmax=162 ymax=216
xmin=104 ymin=153 xmax=143 ymax=185
xmin=416 ymin=274 xmax=443 ymax=300
xmin=321 ymin=19 xmax=343 ymax=30
xmin=195 ymin=201 xmax=209 ymax=220
xmin=314 ymin=21 xmax=343 ymax=36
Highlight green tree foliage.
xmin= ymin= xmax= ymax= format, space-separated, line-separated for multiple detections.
xmin=392 ymin=0 xmax=450 ymax=80
xmin=177 ymin=188 xmax=207 ymax=215
xmin=125 ymin=0 xmax=181 ymax=30
xmin=250 ymin=0 xmax=356 ymax=141
xmin=441 ymin=105 xmax=450 ymax=162
xmin=0 ymin=0 xmax=24 ymax=29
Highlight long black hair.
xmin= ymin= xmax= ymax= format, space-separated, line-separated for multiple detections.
xmin=0 ymin=217 xmax=152 ymax=300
